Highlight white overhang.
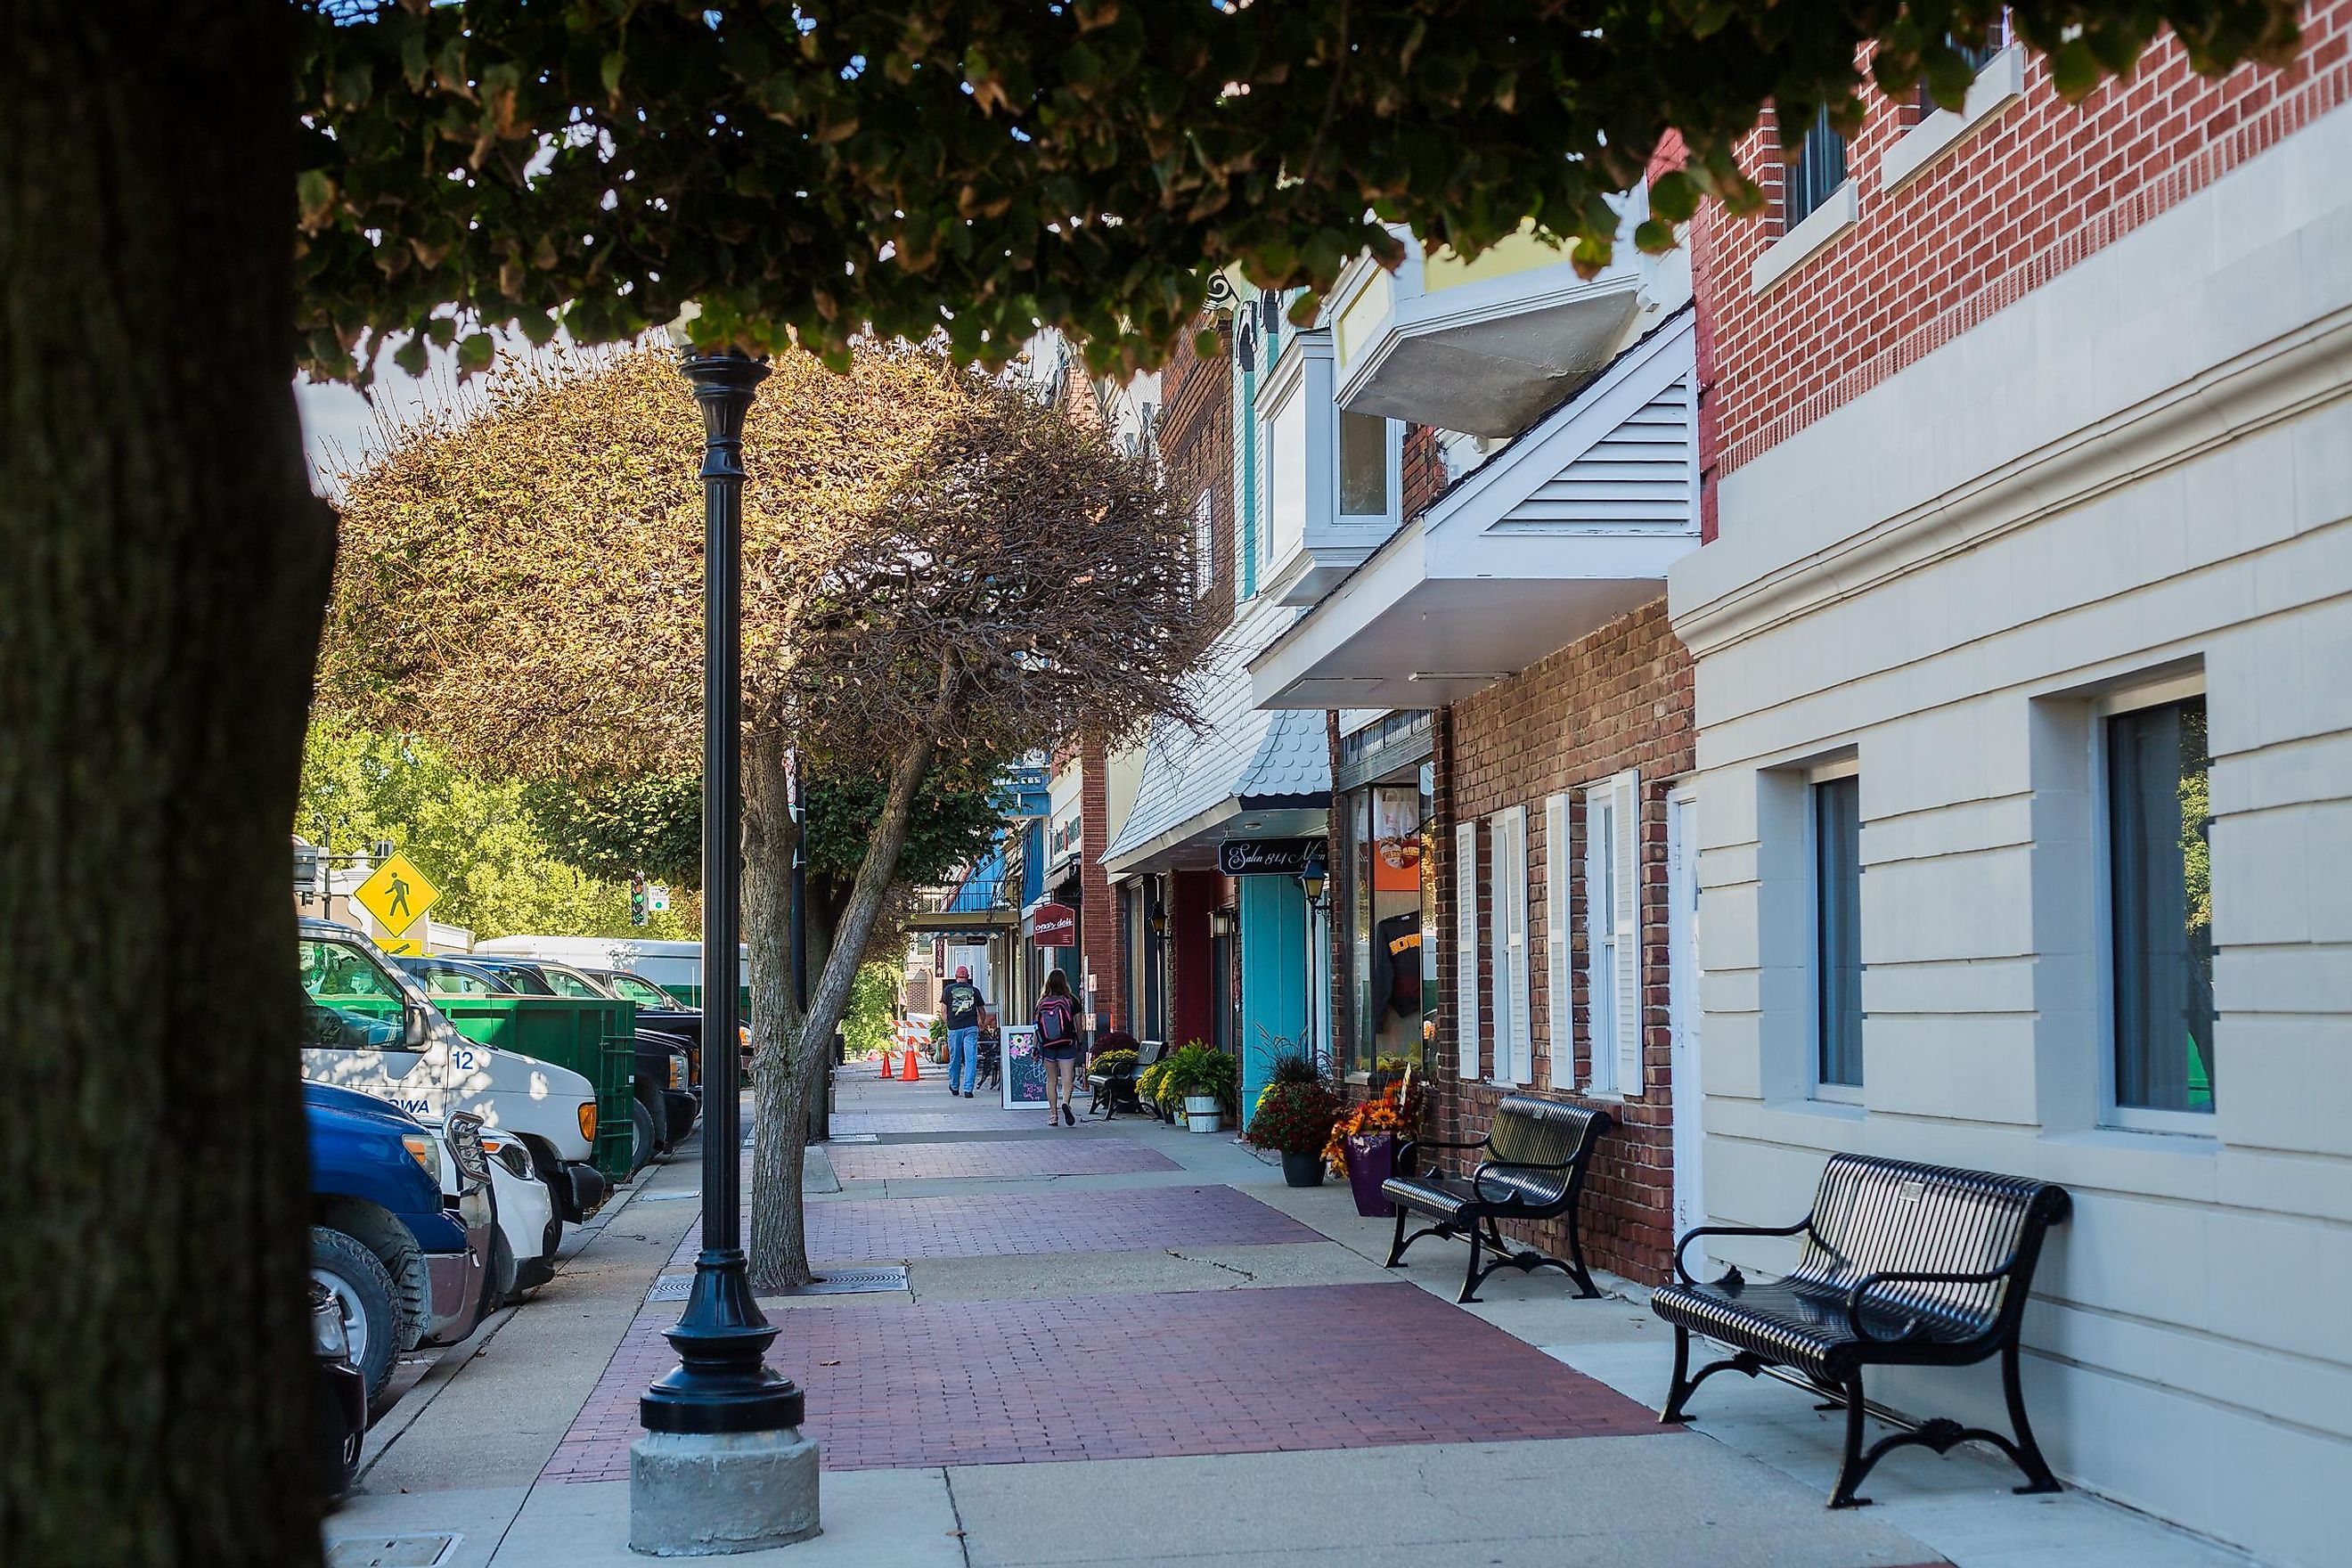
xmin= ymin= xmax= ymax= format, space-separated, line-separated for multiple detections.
xmin=1328 ymin=227 xmax=1647 ymax=438
xmin=1250 ymin=309 xmax=1700 ymax=712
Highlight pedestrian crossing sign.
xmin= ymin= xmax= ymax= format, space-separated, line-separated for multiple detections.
xmin=354 ymin=853 xmax=440 ymax=937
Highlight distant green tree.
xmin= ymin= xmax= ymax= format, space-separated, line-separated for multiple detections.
xmin=839 ymin=962 xmax=903 ymax=1061
xmin=299 ymin=723 xmax=698 ymax=942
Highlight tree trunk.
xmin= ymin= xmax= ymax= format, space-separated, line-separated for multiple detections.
xmin=1 ymin=5 xmax=333 ymax=1563
xmin=746 ymin=734 xmax=934 ymax=1290
xmin=745 ymin=731 xmax=827 ymax=1291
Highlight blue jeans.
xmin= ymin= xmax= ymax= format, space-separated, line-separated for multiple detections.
xmin=946 ymin=1026 xmax=980 ymax=1094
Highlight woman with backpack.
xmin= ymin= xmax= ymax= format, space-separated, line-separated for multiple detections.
xmin=1033 ymin=970 xmax=1082 ymax=1126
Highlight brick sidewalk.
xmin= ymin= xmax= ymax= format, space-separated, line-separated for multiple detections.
xmin=669 ymin=1184 xmax=1319 ymax=1268
xmin=831 ymin=1109 xmax=1051 ymax=1134
xmin=828 ymin=1136 xmax=1180 ymax=1181
xmin=542 ymin=1281 xmax=1665 ymax=1482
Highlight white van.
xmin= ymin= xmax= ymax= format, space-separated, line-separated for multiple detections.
xmin=298 ymin=919 xmax=610 ymax=1221
xmin=472 ymin=935 xmax=747 ymax=1009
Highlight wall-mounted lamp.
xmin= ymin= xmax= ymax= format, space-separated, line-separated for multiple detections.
xmin=1296 ymin=845 xmax=1328 ymax=906
xmin=1209 ymin=909 xmax=1235 ymax=939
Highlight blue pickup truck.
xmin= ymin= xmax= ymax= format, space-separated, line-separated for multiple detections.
xmin=305 ymin=1081 xmax=494 ymax=1401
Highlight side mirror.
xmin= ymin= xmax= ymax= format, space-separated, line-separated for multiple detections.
xmin=402 ymin=1003 xmax=431 ymax=1050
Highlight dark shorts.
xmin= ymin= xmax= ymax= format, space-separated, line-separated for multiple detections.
xmin=1038 ymin=1041 xmax=1080 ymax=1061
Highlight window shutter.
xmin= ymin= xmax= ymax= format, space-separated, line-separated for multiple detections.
xmin=1455 ymin=818 xmax=1480 ymax=1080
xmin=1612 ymin=768 xmax=1645 ymax=1097
xmin=1503 ymin=806 xmax=1532 ymax=1086
xmin=1544 ymin=794 xmax=1572 ymax=1087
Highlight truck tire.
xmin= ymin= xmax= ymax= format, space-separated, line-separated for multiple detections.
xmin=311 ymin=1225 xmax=399 ymax=1402
xmin=631 ymin=1099 xmax=657 ymax=1174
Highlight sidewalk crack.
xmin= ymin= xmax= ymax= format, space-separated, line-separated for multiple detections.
xmin=941 ymin=1466 xmax=975 ymax=1568
xmin=1165 ymin=1248 xmax=1257 ymax=1285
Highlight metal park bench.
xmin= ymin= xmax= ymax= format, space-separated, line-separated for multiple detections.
xmin=1382 ymin=1095 xmax=1613 ymax=1303
xmin=1087 ymin=1039 xmax=1165 ymax=1121
xmin=1651 ymin=1152 xmax=2072 ymax=1507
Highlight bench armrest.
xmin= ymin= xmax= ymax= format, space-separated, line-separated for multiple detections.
xmin=1396 ymin=1132 xmax=1486 ymax=1172
xmin=1469 ymin=1158 xmax=1572 ymax=1202
xmin=1673 ymin=1219 xmax=1812 ymax=1286
xmin=1842 ymin=1262 xmax=2019 ymax=1342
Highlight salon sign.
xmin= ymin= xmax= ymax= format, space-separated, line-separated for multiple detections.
xmin=1215 ymin=837 xmax=1326 ymax=878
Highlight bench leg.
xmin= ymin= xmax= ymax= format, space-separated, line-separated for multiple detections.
xmin=1458 ymin=1231 xmax=1487 ymax=1303
xmin=1828 ymin=1372 xmax=1874 ymax=1508
xmin=1660 ymin=1327 xmax=1696 ymax=1423
xmin=1384 ymin=1203 xmax=1412 ymax=1268
xmin=2001 ymin=1340 xmax=2062 ymax=1495
xmin=1562 ymin=1218 xmax=1601 ymax=1299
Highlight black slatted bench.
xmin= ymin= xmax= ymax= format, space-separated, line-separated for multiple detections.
xmin=1087 ymin=1039 xmax=1165 ymax=1121
xmin=1382 ymin=1096 xmax=1613 ymax=1303
xmin=1652 ymin=1152 xmax=2071 ymax=1508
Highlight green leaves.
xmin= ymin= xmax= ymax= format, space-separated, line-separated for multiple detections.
xmin=290 ymin=0 xmax=2311 ymax=386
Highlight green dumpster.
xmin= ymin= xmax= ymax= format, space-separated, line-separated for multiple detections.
xmin=432 ymin=995 xmax=639 ymax=1181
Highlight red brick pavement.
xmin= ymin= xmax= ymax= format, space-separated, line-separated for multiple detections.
xmin=827 ymin=1136 xmax=1180 ymax=1181
xmin=830 ymin=1108 xmax=1049 ymax=1134
xmin=542 ymin=1281 xmax=1667 ymax=1482
xmin=668 ymin=1184 xmax=1319 ymax=1268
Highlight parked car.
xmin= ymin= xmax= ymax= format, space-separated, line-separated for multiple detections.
xmin=305 ymin=1082 xmax=494 ymax=1403
xmin=411 ymin=954 xmax=698 ymax=1165
xmin=478 ymin=1125 xmax=559 ymax=1304
xmin=300 ymin=920 xmax=610 ymax=1224
xmin=311 ymin=1278 xmax=367 ymax=1500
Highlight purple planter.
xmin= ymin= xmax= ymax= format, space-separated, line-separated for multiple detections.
xmin=1345 ymin=1131 xmax=1398 ymax=1218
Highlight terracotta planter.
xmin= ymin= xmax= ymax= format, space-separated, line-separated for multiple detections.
xmin=1280 ymin=1149 xmax=1326 ymax=1187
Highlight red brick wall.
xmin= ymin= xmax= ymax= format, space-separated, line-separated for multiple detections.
xmin=1156 ymin=322 xmax=1237 ymax=617
xmin=1401 ymin=424 xmax=1449 ymax=520
xmin=1691 ymin=7 xmax=2352 ymax=479
xmin=1431 ymin=599 xmax=1695 ymax=1285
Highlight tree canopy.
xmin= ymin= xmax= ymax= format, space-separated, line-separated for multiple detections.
xmin=294 ymin=0 xmax=2302 ymax=382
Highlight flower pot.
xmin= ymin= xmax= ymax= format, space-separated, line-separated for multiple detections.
xmin=1345 ymin=1131 xmax=1399 ymax=1217
xmin=1182 ymin=1095 xmax=1223 ymax=1133
xmin=1280 ymin=1149 xmax=1326 ymax=1187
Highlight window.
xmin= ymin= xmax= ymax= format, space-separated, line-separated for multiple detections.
xmin=1490 ymin=806 xmax=1531 ymax=1084
xmin=1812 ymin=770 xmax=1864 ymax=1094
xmin=1454 ymin=818 xmax=1480 ymax=1080
xmin=1951 ymin=15 xmax=2009 ymax=75
xmin=1339 ymin=410 xmax=1390 ymax=517
xmin=1351 ymin=783 xmax=1430 ymax=1082
xmin=1784 ymin=106 xmax=1850 ymax=231
xmin=1191 ymin=491 xmax=1214 ymax=600
xmin=2107 ymin=695 xmax=2216 ymax=1117
xmin=1584 ymin=771 xmax=1644 ymax=1096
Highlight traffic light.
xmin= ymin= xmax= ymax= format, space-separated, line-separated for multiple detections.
xmin=629 ymin=876 xmax=649 ymax=927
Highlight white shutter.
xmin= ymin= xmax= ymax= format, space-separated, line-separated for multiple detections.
xmin=1613 ymin=767 xmax=1645 ymax=1097
xmin=1502 ymin=806 xmax=1532 ymax=1085
xmin=1455 ymin=818 xmax=1480 ymax=1080
xmin=1583 ymin=786 xmax=1614 ymax=1094
xmin=1544 ymin=794 xmax=1572 ymax=1088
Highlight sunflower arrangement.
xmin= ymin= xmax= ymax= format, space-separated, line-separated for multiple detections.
xmin=1322 ymin=1067 xmax=1425 ymax=1179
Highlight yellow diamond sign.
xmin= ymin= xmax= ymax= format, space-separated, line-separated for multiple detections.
xmin=354 ymin=853 xmax=440 ymax=937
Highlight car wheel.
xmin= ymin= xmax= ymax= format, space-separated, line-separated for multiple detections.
xmin=631 ymin=1099 xmax=657 ymax=1174
xmin=311 ymin=1225 xmax=398 ymax=1402
xmin=489 ymin=1225 xmax=519 ymax=1309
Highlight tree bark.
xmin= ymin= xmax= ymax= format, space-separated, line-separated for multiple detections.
xmin=1 ymin=4 xmax=334 ymax=1563
xmin=746 ymin=732 xmax=934 ymax=1290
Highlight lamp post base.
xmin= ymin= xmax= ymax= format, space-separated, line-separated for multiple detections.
xmin=629 ymin=1429 xmax=821 ymax=1557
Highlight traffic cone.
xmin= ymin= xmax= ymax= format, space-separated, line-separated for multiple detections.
xmin=879 ymin=1048 xmax=893 ymax=1078
xmin=900 ymin=1048 xmax=921 ymax=1082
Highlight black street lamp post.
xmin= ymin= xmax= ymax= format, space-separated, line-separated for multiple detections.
xmin=638 ymin=348 xmax=804 ymax=1440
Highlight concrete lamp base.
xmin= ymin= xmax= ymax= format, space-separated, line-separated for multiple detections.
xmin=629 ymin=1429 xmax=821 ymax=1556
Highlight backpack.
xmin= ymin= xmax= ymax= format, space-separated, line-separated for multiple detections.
xmin=1036 ymin=994 xmax=1075 ymax=1045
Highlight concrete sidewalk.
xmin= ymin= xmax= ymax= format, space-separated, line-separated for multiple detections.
xmin=324 ymin=1071 xmax=2252 ymax=1568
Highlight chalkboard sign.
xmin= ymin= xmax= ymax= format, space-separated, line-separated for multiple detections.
xmin=999 ymin=1025 xmax=1047 ymax=1109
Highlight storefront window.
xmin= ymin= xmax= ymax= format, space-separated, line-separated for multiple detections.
xmin=1352 ymin=783 xmax=1428 ymax=1083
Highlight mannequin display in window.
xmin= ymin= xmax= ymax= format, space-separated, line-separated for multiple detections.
xmin=1369 ymin=909 xmax=1422 ymax=1019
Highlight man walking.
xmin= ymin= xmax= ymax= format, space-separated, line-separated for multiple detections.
xmin=941 ymin=965 xmax=988 ymax=1099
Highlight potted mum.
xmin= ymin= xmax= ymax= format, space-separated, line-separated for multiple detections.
xmin=1324 ymin=1068 xmax=1425 ymax=1217
xmin=1160 ymin=1041 xmax=1238 ymax=1132
xmin=1245 ymin=1068 xmax=1345 ymax=1186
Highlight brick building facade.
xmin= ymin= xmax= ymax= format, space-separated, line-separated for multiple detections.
xmin=1425 ymin=602 xmax=1695 ymax=1285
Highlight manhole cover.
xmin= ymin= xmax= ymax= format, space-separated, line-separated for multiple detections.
xmin=646 ymin=1275 xmax=694 ymax=1302
xmin=779 ymin=1265 xmax=908 ymax=1296
xmin=325 ymin=1536 xmax=461 ymax=1568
